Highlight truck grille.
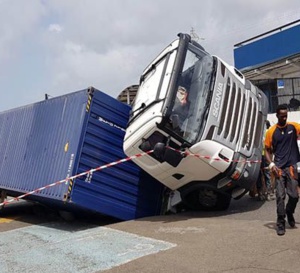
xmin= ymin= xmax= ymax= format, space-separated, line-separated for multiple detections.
xmin=213 ymin=76 xmax=262 ymax=157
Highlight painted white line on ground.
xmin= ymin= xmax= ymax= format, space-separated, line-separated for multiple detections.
xmin=156 ymin=226 xmax=206 ymax=234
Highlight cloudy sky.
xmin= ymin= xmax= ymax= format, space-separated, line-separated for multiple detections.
xmin=0 ymin=0 xmax=299 ymax=111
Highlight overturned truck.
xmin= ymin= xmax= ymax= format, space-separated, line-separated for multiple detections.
xmin=124 ymin=33 xmax=268 ymax=211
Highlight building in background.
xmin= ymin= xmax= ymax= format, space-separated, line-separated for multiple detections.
xmin=117 ymin=84 xmax=139 ymax=105
xmin=234 ymin=19 xmax=300 ymax=114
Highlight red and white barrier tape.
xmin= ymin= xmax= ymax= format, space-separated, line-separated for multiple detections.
xmin=0 ymin=147 xmax=262 ymax=208
xmin=167 ymin=146 xmax=262 ymax=164
xmin=0 ymin=150 xmax=153 ymax=208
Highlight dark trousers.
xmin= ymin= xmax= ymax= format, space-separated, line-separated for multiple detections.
xmin=276 ymin=165 xmax=299 ymax=224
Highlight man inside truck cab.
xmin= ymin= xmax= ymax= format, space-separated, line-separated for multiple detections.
xmin=170 ymin=86 xmax=190 ymax=134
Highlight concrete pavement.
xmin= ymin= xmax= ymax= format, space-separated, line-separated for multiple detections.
xmin=102 ymin=214 xmax=300 ymax=273
xmin=1 ymin=196 xmax=300 ymax=273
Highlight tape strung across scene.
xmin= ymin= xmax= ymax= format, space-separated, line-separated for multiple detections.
xmin=0 ymin=150 xmax=154 ymax=208
xmin=167 ymin=146 xmax=262 ymax=164
xmin=0 ymin=147 xmax=262 ymax=208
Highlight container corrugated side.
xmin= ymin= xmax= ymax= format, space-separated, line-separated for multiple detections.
xmin=70 ymin=88 xmax=165 ymax=220
xmin=0 ymin=87 xmax=164 ymax=220
xmin=0 ymin=90 xmax=88 ymax=199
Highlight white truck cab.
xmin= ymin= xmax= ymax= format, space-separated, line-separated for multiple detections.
xmin=124 ymin=33 xmax=268 ymax=211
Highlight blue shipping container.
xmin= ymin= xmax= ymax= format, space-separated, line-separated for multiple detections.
xmin=0 ymin=87 xmax=165 ymax=220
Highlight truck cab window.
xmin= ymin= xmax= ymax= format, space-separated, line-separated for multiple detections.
xmin=169 ymin=48 xmax=214 ymax=144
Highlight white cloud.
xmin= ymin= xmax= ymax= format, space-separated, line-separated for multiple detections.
xmin=0 ymin=0 xmax=45 ymax=63
xmin=48 ymin=24 xmax=63 ymax=33
xmin=0 ymin=0 xmax=300 ymax=111
xmin=45 ymin=40 xmax=145 ymax=96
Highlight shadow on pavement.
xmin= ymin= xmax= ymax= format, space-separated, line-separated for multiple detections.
xmin=0 ymin=199 xmax=121 ymax=232
xmin=0 ymin=194 xmax=268 ymax=231
xmin=135 ymin=194 xmax=269 ymax=224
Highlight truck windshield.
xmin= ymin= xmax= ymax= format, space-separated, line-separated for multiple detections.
xmin=128 ymin=50 xmax=176 ymax=126
xmin=168 ymin=47 xmax=214 ymax=145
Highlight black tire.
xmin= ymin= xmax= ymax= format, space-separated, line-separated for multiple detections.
xmin=181 ymin=188 xmax=231 ymax=211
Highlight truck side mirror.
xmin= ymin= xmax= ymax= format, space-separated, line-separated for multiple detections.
xmin=153 ymin=142 xmax=183 ymax=167
xmin=153 ymin=143 xmax=166 ymax=159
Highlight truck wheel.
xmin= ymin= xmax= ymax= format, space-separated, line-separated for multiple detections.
xmin=182 ymin=188 xmax=231 ymax=211
xmin=215 ymin=192 xmax=231 ymax=210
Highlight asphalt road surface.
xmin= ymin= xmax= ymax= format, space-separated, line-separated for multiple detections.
xmin=1 ymin=195 xmax=300 ymax=273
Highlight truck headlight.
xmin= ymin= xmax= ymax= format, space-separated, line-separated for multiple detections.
xmin=231 ymin=155 xmax=246 ymax=181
